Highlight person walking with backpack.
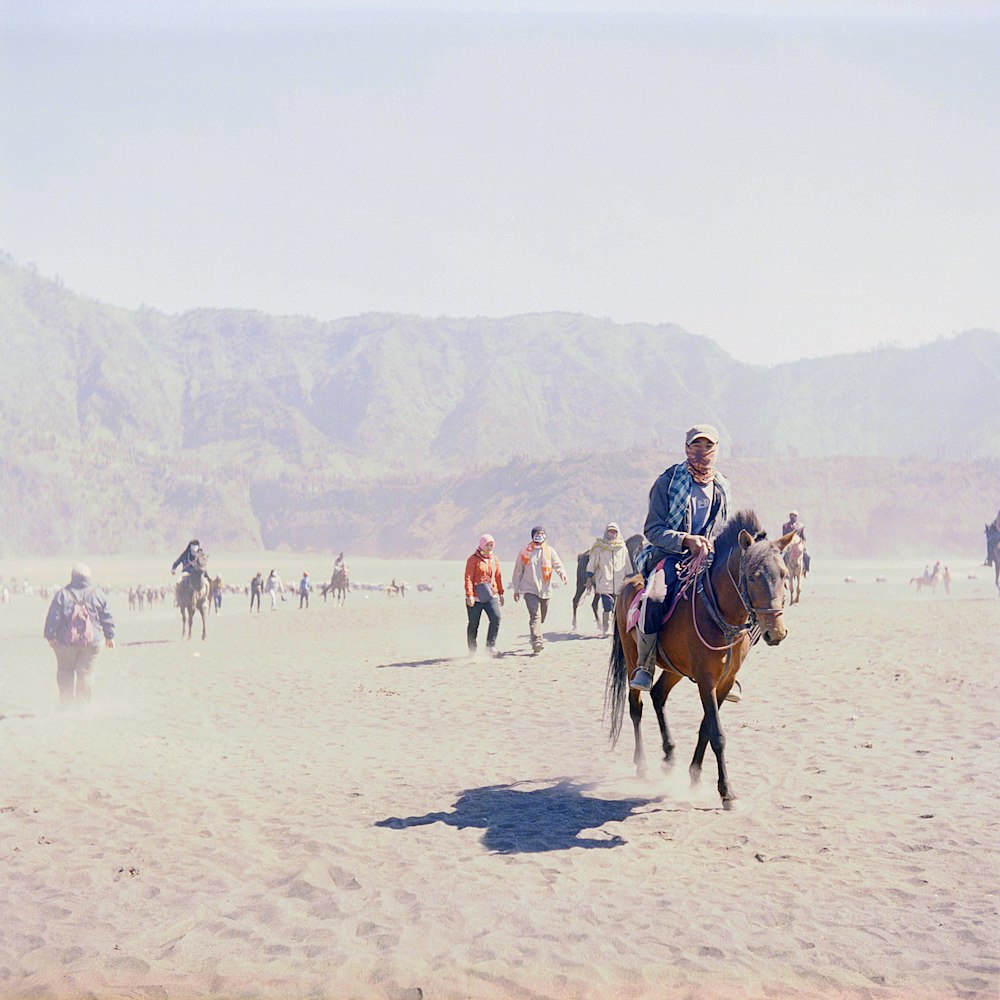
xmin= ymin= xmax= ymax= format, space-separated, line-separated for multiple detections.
xmin=43 ymin=563 xmax=115 ymax=705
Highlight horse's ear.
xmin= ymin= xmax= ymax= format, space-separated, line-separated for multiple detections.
xmin=738 ymin=529 xmax=755 ymax=551
xmin=776 ymin=529 xmax=797 ymax=552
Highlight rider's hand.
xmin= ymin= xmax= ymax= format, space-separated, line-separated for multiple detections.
xmin=499 ymin=595 xmax=505 ymax=607
xmin=683 ymin=534 xmax=712 ymax=558
xmin=171 ymin=568 xmax=176 ymax=575
xmin=466 ymin=596 xmax=475 ymax=607
xmin=513 ymin=592 xmax=520 ymax=602
xmin=105 ymin=638 xmax=115 ymax=650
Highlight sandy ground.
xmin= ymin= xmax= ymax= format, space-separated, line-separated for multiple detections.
xmin=0 ymin=553 xmax=997 ymax=1000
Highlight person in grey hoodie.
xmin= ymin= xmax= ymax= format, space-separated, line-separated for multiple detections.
xmin=43 ymin=563 xmax=115 ymax=705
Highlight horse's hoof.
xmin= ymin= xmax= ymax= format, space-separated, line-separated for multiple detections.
xmin=722 ymin=797 xmax=735 ymax=811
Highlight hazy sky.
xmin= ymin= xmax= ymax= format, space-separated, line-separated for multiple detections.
xmin=1 ymin=0 xmax=997 ymax=364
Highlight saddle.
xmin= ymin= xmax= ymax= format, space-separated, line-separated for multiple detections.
xmin=627 ymin=556 xmax=686 ymax=633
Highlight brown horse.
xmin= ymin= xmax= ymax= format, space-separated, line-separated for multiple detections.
xmin=909 ymin=564 xmax=942 ymax=594
xmin=177 ymin=552 xmax=210 ymax=640
xmin=605 ymin=511 xmax=794 ymax=809
xmin=329 ymin=566 xmax=349 ymax=606
xmin=783 ymin=532 xmax=805 ymax=604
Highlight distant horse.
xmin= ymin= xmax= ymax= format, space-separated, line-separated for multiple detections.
xmin=909 ymin=565 xmax=942 ymax=594
xmin=177 ymin=552 xmax=210 ymax=640
xmin=783 ymin=532 xmax=805 ymax=604
xmin=571 ymin=533 xmax=646 ymax=630
xmin=329 ymin=566 xmax=349 ymax=606
xmin=985 ymin=524 xmax=1000 ymax=596
xmin=606 ymin=511 xmax=794 ymax=809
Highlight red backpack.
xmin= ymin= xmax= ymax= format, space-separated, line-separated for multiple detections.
xmin=59 ymin=595 xmax=96 ymax=646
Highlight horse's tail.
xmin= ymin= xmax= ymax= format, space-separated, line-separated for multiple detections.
xmin=604 ymin=615 xmax=628 ymax=748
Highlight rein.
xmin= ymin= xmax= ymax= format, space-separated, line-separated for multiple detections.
xmin=693 ymin=548 xmax=767 ymax=651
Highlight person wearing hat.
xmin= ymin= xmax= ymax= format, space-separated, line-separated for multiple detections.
xmin=511 ymin=526 xmax=568 ymax=655
xmin=585 ymin=522 xmax=634 ymax=637
xmin=632 ymin=424 xmax=733 ymax=692
xmin=464 ymin=534 xmax=505 ymax=656
xmin=782 ymin=509 xmax=810 ymax=576
xmin=43 ymin=563 xmax=116 ymax=705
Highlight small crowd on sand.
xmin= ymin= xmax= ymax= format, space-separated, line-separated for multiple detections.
xmin=31 ymin=425 xmax=998 ymax=708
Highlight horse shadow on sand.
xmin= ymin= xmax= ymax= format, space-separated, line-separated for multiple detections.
xmin=375 ymin=779 xmax=659 ymax=854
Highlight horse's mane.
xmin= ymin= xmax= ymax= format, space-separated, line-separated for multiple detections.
xmin=711 ymin=509 xmax=767 ymax=558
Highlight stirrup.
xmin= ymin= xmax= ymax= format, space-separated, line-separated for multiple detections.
xmin=630 ymin=667 xmax=654 ymax=692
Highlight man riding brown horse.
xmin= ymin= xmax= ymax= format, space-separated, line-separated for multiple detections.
xmin=632 ymin=425 xmax=732 ymax=693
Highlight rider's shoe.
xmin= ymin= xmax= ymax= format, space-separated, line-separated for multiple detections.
xmin=724 ymin=680 xmax=742 ymax=704
xmin=630 ymin=630 xmax=658 ymax=691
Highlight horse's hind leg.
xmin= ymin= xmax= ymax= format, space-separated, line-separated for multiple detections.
xmin=651 ymin=673 xmax=680 ymax=768
xmin=629 ymin=689 xmax=647 ymax=777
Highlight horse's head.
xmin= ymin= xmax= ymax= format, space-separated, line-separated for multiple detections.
xmin=738 ymin=528 xmax=791 ymax=646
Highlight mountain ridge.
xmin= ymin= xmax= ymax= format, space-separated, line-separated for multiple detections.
xmin=1 ymin=254 xmax=997 ymax=558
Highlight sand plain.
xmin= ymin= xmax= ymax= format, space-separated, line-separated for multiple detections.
xmin=0 ymin=553 xmax=997 ymax=1000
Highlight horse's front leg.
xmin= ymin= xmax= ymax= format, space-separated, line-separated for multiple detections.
xmin=200 ymin=604 xmax=207 ymax=640
xmin=691 ymin=680 xmax=734 ymax=808
xmin=629 ymin=689 xmax=647 ymax=777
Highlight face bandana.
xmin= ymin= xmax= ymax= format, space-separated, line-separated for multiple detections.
xmin=685 ymin=441 xmax=718 ymax=486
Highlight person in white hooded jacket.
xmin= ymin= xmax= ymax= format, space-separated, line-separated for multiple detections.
xmin=586 ymin=522 xmax=633 ymax=636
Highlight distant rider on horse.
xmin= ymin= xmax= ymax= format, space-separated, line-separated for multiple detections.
xmin=632 ymin=425 xmax=732 ymax=693
xmin=986 ymin=510 xmax=1000 ymax=567
xmin=172 ymin=539 xmax=205 ymax=577
xmin=782 ymin=510 xmax=811 ymax=576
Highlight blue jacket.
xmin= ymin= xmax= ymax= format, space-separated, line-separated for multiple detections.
xmin=44 ymin=582 xmax=116 ymax=643
xmin=643 ymin=462 xmax=731 ymax=561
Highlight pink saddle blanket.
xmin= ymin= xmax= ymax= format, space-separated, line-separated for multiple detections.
xmin=626 ymin=588 xmax=644 ymax=633
xmin=626 ymin=558 xmax=688 ymax=634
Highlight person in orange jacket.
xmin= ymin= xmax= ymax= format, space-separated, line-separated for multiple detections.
xmin=464 ymin=534 xmax=504 ymax=656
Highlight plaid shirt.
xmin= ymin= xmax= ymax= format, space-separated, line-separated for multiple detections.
xmin=643 ymin=462 xmax=731 ymax=560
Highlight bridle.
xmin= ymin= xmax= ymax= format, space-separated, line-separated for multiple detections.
xmin=694 ymin=543 xmax=784 ymax=651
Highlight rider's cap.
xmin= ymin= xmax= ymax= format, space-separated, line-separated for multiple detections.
xmin=606 ymin=522 xmax=620 ymax=533
xmin=478 ymin=534 xmax=494 ymax=549
xmin=531 ymin=526 xmax=545 ymax=537
xmin=789 ymin=510 xmax=798 ymax=517
xmin=70 ymin=562 xmax=91 ymax=582
xmin=685 ymin=424 xmax=719 ymax=446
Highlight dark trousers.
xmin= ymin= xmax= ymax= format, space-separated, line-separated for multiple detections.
xmin=250 ymin=591 xmax=261 ymax=612
xmin=640 ymin=554 xmax=680 ymax=635
xmin=467 ymin=597 xmax=501 ymax=651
